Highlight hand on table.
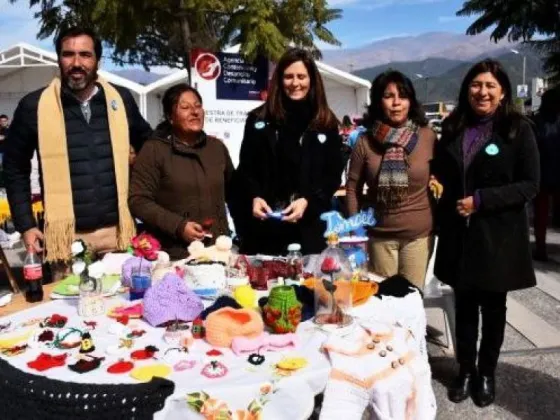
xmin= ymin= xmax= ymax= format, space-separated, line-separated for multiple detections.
xmin=253 ymin=197 xmax=272 ymax=220
xmin=182 ymin=222 xmax=205 ymax=242
xmin=282 ymin=198 xmax=308 ymax=223
xmin=456 ymin=196 xmax=475 ymax=218
xmin=23 ymin=228 xmax=44 ymax=252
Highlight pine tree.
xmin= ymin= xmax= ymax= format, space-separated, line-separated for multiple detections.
xmin=9 ymin=0 xmax=342 ymax=81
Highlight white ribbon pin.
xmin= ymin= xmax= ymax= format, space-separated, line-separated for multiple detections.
xmin=317 ymin=133 xmax=327 ymax=144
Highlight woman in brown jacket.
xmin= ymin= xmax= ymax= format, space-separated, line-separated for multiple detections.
xmin=346 ymin=71 xmax=436 ymax=288
xmin=129 ymin=84 xmax=234 ymax=260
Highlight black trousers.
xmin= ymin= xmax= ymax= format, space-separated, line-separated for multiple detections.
xmin=454 ymin=289 xmax=507 ymax=376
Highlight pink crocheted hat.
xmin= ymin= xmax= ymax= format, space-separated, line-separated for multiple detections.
xmin=143 ymin=273 xmax=204 ymax=327
xmin=205 ymin=307 xmax=264 ymax=348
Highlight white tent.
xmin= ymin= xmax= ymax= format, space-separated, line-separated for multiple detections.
xmin=0 ymin=43 xmax=145 ymax=118
xmin=142 ymin=61 xmax=370 ymax=128
xmin=0 ymin=42 xmax=370 ymax=130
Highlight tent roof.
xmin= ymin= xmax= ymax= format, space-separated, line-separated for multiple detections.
xmin=143 ymin=54 xmax=371 ymax=93
xmin=0 ymin=42 xmax=370 ymax=94
xmin=0 ymin=42 xmax=145 ymax=94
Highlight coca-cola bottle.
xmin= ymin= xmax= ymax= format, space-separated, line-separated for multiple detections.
xmin=23 ymin=246 xmax=44 ymax=303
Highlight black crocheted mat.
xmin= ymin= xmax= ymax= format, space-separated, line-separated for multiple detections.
xmin=0 ymin=357 xmax=175 ymax=420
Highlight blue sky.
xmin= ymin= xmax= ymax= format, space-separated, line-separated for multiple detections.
xmin=0 ymin=0 xmax=477 ymax=69
xmin=326 ymin=0 xmax=476 ymax=48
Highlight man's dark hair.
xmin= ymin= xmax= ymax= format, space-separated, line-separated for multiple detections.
xmin=55 ymin=27 xmax=102 ymax=60
xmin=0 ymin=114 xmax=8 ymax=119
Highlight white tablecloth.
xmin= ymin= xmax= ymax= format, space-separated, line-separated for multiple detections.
xmin=0 ymin=290 xmax=435 ymax=420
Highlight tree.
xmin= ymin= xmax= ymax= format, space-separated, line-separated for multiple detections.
xmin=10 ymin=0 xmax=342 ymax=79
xmin=457 ymin=0 xmax=560 ymax=83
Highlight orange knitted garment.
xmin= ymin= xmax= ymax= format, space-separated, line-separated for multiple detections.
xmin=303 ymin=278 xmax=378 ymax=307
xmin=205 ymin=307 xmax=264 ymax=348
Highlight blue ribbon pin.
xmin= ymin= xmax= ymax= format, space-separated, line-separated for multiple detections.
xmin=254 ymin=121 xmax=265 ymax=130
xmin=485 ymin=143 xmax=499 ymax=156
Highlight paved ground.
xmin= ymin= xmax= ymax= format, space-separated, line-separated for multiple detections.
xmin=430 ymin=351 xmax=560 ymax=420
xmin=427 ymin=227 xmax=560 ymax=419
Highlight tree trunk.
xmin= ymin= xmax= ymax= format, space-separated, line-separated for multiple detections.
xmin=177 ymin=0 xmax=193 ymax=84
xmin=179 ymin=16 xmax=193 ymax=84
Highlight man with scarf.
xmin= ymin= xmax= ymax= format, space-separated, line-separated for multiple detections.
xmin=4 ymin=27 xmax=151 ymax=271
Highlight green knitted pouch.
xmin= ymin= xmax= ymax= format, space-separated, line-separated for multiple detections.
xmin=263 ymin=286 xmax=302 ymax=334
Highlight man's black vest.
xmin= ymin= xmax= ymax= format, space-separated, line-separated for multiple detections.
xmin=61 ymin=88 xmax=119 ymax=231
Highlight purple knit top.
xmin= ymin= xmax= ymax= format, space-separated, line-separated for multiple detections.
xmin=463 ymin=115 xmax=494 ymax=209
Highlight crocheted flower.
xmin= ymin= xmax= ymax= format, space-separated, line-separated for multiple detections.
xmin=131 ymin=233 xmax=161 ymax=261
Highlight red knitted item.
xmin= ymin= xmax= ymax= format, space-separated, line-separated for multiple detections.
xmin=68 ymin=357 xmax=105 ymax=374
xmin=27 ymin=353 xmax=67 ymax=371
xmin=42 ymin=314 xmax=68 ymax=328
xmin=107 ymin=360 xmax=135 ymax=374
xmin=131 ymin=346 xmax=158 ymax=360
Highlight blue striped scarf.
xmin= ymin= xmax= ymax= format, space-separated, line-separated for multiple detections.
xmin=371 ymin=120 xmax=419 ymax=209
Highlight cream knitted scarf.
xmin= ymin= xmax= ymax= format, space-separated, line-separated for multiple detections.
xmin=37 ymin=77 xmax=136 ymax=262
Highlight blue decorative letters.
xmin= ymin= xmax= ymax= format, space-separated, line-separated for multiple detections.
xmin=321 ymin=208 xmax=377 ymax=237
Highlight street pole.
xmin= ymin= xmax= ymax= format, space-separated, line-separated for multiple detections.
xmin=522 ymin=55 xmax=526 ymax=87
xmin=425 ymin=77 xmax=429 ymax=103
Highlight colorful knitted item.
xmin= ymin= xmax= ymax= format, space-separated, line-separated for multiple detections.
xmin=319 ymin=323 xmax=436 ymax=420
xmin=143 ymin=273 xmax=203 ymax=327
xmin=303 ymin=278 xmax=376 ymax=307
xmin=233 ymin=284 xmax=257 ymax=308
xmin=68 ymin=356 xmax=105 ymax=374
xmin=371 ymin=120 xmax=419 ymax=209
xmin=205 ymin=307 xmax=264 ymax=348
xmin=231 ymin=332 xmax=298 ymax=356
xmin=27 ymin=353 xmax=68 ymax=372
xmin=200 ymin=296 xmax=242 ymax=320
xmin=262 ymin=286 xmax=302 ymax=334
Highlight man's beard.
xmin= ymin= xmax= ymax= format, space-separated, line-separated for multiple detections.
xmin=63 ymin=67 xmax=98 ymax=92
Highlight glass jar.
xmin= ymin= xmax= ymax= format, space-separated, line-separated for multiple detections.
xmin=130 ymin=264 xmax=152 ymax=300
xmin=312 ymin=234 xmax=353 ymax=327
xmin=78 ymin=270 xmax=104 ymax=317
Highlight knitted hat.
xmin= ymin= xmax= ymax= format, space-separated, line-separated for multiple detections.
xmin=121 ymin=257 xmax=152 ymax=288
xmin=233 ymin=284 xmax=257 ymax=309
xmin=262 ymin=286 xmax=302 ymax=334
xmin=200 ymin=296 xmax=242 ymax=320
xmin=259 ymin=285 xmax=315 ymax=322
xmin=205 ymin=307 xmax=264 ymax=348
xmin=143 ymin=274 xmax=204 ymax=327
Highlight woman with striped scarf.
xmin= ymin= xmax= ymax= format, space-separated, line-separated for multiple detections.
xmin=345 ymin=70 xmax=437 ymax=288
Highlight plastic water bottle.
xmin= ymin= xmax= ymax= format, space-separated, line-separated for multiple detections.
xmin=286 ymin=243 xmax=303 ymax=283
xmin=23 ymin=246 xmax=44 ymax=303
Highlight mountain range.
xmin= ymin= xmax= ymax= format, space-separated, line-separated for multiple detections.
xmin=321 ymin=31 xmax=517 ymax=72
xmin=352 ymin=46 xmax=544 ymax=102
xmin=113 ymin=32 xmax=546 ymax=103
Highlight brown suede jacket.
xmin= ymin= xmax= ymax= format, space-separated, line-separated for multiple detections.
xmin=129 ymin=130 xmax=234 ymax=260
